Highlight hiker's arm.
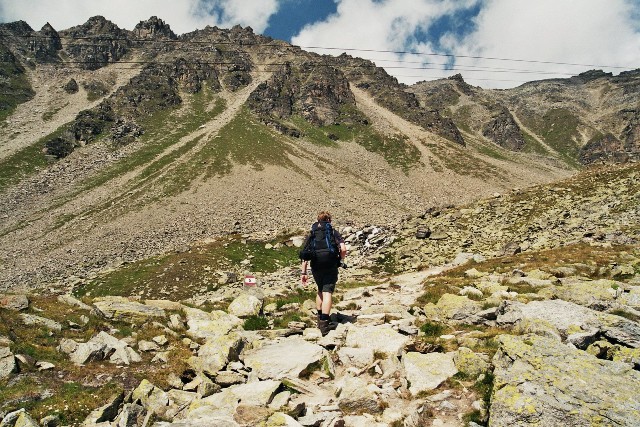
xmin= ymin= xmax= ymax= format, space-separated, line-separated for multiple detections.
xmin=300 ymin=260 xmax=309 ymax=284
xmin=340 ymin=243 xmax=347 ymax=259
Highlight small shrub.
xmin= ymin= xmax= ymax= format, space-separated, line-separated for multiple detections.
xmin=420 ymin=322 xmax=446 ymax=337
xmin=243 ymin=315 xmax=269 ymax=331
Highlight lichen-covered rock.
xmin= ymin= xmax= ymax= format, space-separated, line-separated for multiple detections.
xmin=132 ymin=379 xmax=169 ymax=416
xmin=549 ymin=278 xmax=620 ymax=308
xmin=93 ymin=296 xmax=166 ymax=323
xmin=264 ymin=412 xmax=303 ymax=427
xmin=227 ymin=294 xmax=262 ymax=318
xmin=243 ymin=336 xmax=326 ymax=380
xmin=337 ymin=376 xmax=383 ymax=415
xmin=344 ymin=325 xmax=411 ymax=357
xmin=184 ymin=307 xmax=243 ymax=341
xmin=497 ymin=299 xmax=640 ymax=348
xmin=490 ymin=334 xmax=640 ymax=426
xmin=453 ymin=347 xmax=489 ymax=378
xmin=1 ymin=409 xmax=39 ymax=427
xmin=82 ymin=391 xmax=124 ymax=424
xmin=402 ymin=352 xmax=458 ymax=396
xmin=188 ymin=332 xmax=244 ymax=377
xmin=431 ymin=293 xmax=482 ymax=323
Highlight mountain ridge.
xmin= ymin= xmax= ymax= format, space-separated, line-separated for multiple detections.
xmin=0 ymin=16 xmax=637 ymax=290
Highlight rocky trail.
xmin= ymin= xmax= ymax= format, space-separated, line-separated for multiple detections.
xmin=2 ymin=220 xmax=639 ymax=426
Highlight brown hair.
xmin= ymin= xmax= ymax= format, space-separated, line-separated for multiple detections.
xmin=317 ymin=211 xmax=332 ymax=222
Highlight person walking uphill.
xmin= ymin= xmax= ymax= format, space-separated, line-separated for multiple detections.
xmin=300 ymin=211 xmax=347 ymax=336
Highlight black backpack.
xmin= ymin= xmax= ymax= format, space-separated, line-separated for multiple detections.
xmin=299 ymin=221 xmax=340 ymax=267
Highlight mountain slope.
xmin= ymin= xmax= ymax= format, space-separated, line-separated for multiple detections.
xmin=0 ymin=16 xmax=636 ymax=290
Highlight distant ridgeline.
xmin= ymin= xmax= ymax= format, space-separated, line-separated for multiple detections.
xmin=0 ymin=16 xmax=638 ymax=167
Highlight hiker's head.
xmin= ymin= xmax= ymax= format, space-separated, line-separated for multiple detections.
xmin=317 ymin=211 xmax=332 ymax=223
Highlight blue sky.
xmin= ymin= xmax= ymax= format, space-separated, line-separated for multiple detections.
xmin=0 ymin=0 xmax=638 ymax=88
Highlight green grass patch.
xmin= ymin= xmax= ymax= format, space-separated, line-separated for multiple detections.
xmin=0 ymin=123 xmax=69 ymax=193
xmin=75 ymin=234 xmax=300 ymax=300
xmin=272 ymin=287 xmax=317 ymax=310
xmin=521 ymin=130 xmax=550 ymax=155
xmin=243 ymin=315 xmax=269 ymax=330
xmin=420 ymin=321 xmax=446 ymax=337
xmin=475 ymin=142 xmax=509 ymax=161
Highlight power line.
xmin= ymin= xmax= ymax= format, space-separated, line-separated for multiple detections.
xmin=0 ymin=30 xmax=636 ymax=71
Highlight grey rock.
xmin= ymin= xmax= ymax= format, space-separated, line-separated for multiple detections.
xmin=0 ymin=294 xmax=29 ymax=311
xmin=338 ymin=376 xmax=383 ymax=415
xmin=138 ymin=340 xmax=160 ymax=352
xmin=82 ymin=392 xmax=124 ymax=424
xmin=58 ymin=294 xmax=93 ymax=311
xmin=403 ymin=352 xmax=458 ymax=396
xmin=19 ymin=314 xmax=62 ymax=331
xmin=243 ymin=336 xmax=326 ymax=380
xmin=93 ymin=297 xmax=166 ymax=323
xmin=0 ymin=347 xmax=17 ymax=379
xmin=490 ymin=334 xmax=640 ymax=426
xmin=215 ymin=371 xmax=246 ymax=387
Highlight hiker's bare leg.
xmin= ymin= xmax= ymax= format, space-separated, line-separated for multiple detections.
xmin=316 ymin=291 xmax=323 ymax=313
xmin=321 ymin=292 xmax=332 ymax=315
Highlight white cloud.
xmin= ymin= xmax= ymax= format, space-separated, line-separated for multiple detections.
xmin=449 ymin=0 xmax=640 ymax=88
xmin=292 ymin=0 xmax=640 ymax=88
xmin=0 ymin=0 xmax=280 ymax=34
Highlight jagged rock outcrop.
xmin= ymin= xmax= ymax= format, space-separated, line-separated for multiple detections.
xmin=482 ymin=107 xmax=526 ymax=151
xmin=133 ymin=16 xmax=177 ymax=40
xmin=248 ymin=61 xmax=356 ymax=129
xmin=30 ymin=23 xmax=62 ymax=62
xmin=59 ymin=16 xmax=132 ymax=70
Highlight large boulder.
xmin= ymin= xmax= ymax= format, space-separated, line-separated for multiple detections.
xmin=227 ymin=294 xmax=262 ymax=318
xmin=490 ymin=334 xmax=640 ymax=426
xmin=453 ymin=347 xmax=490 ymax=378
xmin=242 ymin=336 xmax=326 ymax=380
xmin=344 ymin=325 xmax=411 ymax=357
xmin=132 ymin=379 xmax=169 ymax=416
xmin=184 ymin=307 xmax=243 ymax=341
xmin=402 ymin=352 xmax=458 ymax=396
xmin=428 ymin=294 xmax=482 ymax=323
xmin=1 ymin=409 xmax=39 ymax=427
xmin=188 ymin=332 xmax=245 ymax=377
xmin=496 ymin=300 xmax=640 ymax=348
xmin=59 ymin=331 xmax=140 ymax=365
xmin=93 ymin=296 xmax=166 ymax=323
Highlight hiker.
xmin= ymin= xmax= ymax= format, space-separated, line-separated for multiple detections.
xmin=300 ymin=211 xmax=347 ymax=336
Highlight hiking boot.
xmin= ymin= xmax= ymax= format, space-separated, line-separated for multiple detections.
xmin=317 ymin=319 xmax=338 ymax=336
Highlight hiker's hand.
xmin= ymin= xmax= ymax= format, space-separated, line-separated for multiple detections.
xmin=301 ymin=273 xmax=308 ymax=286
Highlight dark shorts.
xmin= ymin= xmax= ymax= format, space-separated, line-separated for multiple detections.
xmin=312 ymin=267 xmax=338 ymax=293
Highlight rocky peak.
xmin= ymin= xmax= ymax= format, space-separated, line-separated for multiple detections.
xmin=574 ymin=69 xmax=613 ymax=82
xmin=30 ymin=22 xmax=62 ymax=62
xmin=0 ymin=20 xmax=34 ymax=36
xmin=60 ymin=16 xmax=131 ymax=70
xmin=74 ymin=15 xmax=124 ymax=36
xmin=133 ymin=16 xmax=177 ymax=40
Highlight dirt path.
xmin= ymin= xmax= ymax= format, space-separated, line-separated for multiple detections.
xmin=0 ymin=63 xmax=143 ymax=161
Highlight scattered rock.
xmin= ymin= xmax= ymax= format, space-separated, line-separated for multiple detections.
xmin=0 ymin=294 xmax=29 ymax=311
